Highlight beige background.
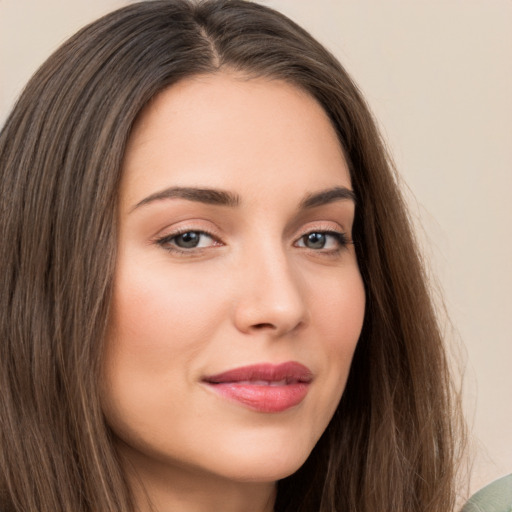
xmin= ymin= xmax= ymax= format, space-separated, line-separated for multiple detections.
xmin=1 ymin=0 xmax=511 ymax=496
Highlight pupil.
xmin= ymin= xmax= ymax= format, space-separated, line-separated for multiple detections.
xmin=306 ymin=232 xmax=325 ymax=249
xmin=176 ymin=232 xmax=200 ymax=248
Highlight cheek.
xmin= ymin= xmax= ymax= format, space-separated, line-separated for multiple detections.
xmin=101 ymin=260 xmax=229 ymax=426
xmin=108 ymin=259 xmax=227 ymax=366
xmin=328 ymin=281 xmax=365 ymax=357
xmin=310 ymin=264 xmax=365 ymax=352
xmin=307 ymin=268 xmax=365 ymax=416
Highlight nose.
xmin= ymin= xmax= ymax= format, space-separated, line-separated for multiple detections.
xmin=232 ymin=246 xmax=308 ymax=337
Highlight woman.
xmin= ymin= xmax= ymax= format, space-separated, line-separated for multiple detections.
xmin=0 ymin=1 xmax=465 ymax=511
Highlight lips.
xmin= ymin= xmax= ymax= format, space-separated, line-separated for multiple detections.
xmin=202 ymin=362 xmax=312 ymax=413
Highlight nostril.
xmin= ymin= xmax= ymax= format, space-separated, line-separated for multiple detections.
xmin=252 ymin=322 xmax=276 ymax=330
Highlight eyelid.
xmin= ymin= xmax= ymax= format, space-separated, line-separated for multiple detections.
xmin=292 ymin=221 xmax=353 ymax=252
xmin=294 ymin=220 xmax=350 ymax=239
xmin=295 ymin=230 xmax=349 ymax=248
xmin=151 ymin=219 xmax=223 ymax=241
xmin=152 ymin=222 xmax=224 ymax=255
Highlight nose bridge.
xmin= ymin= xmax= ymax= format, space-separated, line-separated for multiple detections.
xmin=233 ymin=236 xmax=308 ymax=335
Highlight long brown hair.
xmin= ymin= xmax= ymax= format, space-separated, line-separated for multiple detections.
xmin=0 ymin=1 xmax=464 ymax=511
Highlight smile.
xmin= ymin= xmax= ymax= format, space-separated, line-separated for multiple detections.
xmin=202 ymin=362 xmax=313 ymax=413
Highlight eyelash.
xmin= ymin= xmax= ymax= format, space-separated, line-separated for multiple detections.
xmin=155 ymin=228 xmax=220 ymax=256
xmin=154 ymin=227 xmax=351 ymax=256
xmin=296 ymin=230 xmax=350 ymax=253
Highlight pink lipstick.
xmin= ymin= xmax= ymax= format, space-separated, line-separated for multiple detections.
xmin=202 ymin=362 xmax=312 ymax=413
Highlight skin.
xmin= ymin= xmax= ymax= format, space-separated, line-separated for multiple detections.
xmin=101 ymin=72 xmax=366 ymax=512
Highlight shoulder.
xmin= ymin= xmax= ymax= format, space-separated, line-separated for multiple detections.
xmin=462 ymin=474 xmax=512 ymax=512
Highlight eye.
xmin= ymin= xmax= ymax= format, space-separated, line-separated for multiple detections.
xmin=295 ymin=231 xmax=348 ymax=250
xmin=157 ymin=230 xmax=219 ymax=251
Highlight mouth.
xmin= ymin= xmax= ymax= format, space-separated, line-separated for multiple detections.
xmin=202 ymin=361 xmax=313 ymax=413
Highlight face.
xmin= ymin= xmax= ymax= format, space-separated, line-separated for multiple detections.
xmin=102 ymin=73 xmax=365 ymax=486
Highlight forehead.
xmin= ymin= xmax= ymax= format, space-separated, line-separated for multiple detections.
xmin=120 ymin=72 xmax=351 ymax=210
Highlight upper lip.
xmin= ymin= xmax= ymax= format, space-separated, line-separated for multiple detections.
xmin=203 ymin=361 xmax=313 ymax=385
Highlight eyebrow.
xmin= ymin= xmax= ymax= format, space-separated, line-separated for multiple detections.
xmin=130 ymin=185 xmax=355 ymax=212
xmin=299 ymin=186 xmax=356 ymax=209
xmin=131 ymin=186 xmax=241 ymax=211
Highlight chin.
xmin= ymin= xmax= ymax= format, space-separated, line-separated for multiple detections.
xmin=205 ymin=440 xmax=314 ymax=483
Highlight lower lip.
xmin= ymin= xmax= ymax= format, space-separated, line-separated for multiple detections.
xmin=204 ymin=382 xmax=309 ymax=413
